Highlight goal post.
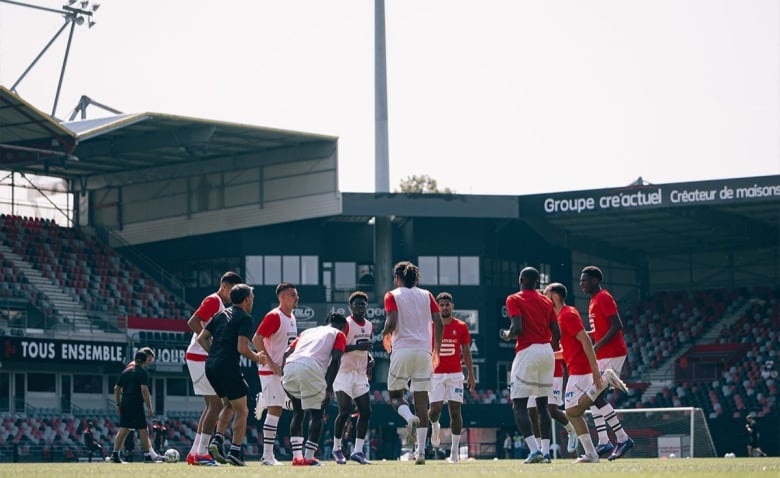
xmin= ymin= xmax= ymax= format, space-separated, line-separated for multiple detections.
xmin=554 ymin=406 xmax=718 ymax=458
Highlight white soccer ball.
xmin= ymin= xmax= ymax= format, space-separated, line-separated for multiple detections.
xmin=164 ymin=448 xmax=180 ymax=463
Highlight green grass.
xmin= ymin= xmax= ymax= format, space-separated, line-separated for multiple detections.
xmin=1 ymin=458 xmax=779 ymax=478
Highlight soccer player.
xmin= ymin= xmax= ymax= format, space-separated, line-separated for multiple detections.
xmin=197 ymin=283 xmax=264 ymax=466
xmin=746 ymin=413 xmax=768 ymax=457
xmin=382 ymin=260 xmax=443 ymax=465
xmin=428 ymin=292 xmax=475 ymax=464
xmin=82 ymin=420 xmax=103 ymax=462
xmin=544 ymin=282 xmax=628 ymax=463
xmin=109 ymin=350 xmax=165 ymax=463
xmin=579 ymin=265 xmax=634 ymax=460
xmin=185 ymin=271 xmax=243 ymax=465
xmin=252 ymin=282 xmax=300 ymax=466
xmin=332 ymin=291 xmax=374 ymax=465
xmin=282 ymin=312 xmax=348 ymax=466
xmin=500 ymin=267 xmax=560 ymax=464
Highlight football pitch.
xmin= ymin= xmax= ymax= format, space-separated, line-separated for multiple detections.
xmin=1 ymin=458 xmax=778 ymax=478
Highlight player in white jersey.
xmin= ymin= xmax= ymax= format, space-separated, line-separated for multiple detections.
xmin=252 ymin=282 xmax=299 ymax=466
xmin=184 ymin=271 xmax=242 ymax=465
xmin=331 ymin=291 xmax=374 ymax=465
xmin=382 ymin=261 xmax=443 ymax=465
xmin=282 ymin=312 xmax=348 ymax=466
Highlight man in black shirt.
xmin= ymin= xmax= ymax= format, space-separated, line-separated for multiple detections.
xmin=82 ymin=420 xmax=102 ymax=462
xmin=198 ymin=284 xmax=264 ymax=466
xmin=109 ymin=350 xmax=165 ymax=463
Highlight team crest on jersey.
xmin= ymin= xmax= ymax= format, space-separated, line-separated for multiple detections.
xmin=451 ymin=330 xmax=457 ymax=336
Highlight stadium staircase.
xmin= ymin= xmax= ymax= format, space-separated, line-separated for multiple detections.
xmin=640 ymin=295 xmax=759 ymax=403
xmin=0 ymin=242 xmax=95 ymax=334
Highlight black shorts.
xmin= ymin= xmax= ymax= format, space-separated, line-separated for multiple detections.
xmin=205 ymin=362 xmax=248 ymax=401
xmin=119 ymin=402 xmax=147 ymax=429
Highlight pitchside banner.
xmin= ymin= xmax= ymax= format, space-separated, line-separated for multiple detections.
xmin=521 ymin=175 xmax=780 ymax=216
xmin=1 ymin=336 xmax=127 ymax=364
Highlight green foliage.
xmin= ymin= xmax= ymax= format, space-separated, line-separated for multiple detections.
xmin=397 ymin=174 xmax=454 ymax=194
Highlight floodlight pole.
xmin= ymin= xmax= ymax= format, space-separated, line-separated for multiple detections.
xmin=1 ymin=0 xmax=96 ymax=117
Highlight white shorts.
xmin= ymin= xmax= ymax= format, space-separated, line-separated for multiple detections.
xmin=259 ymin=372 xmax=287 ymax=407
xmin=282 ymin=358 xmax=326 ymax=410
xmin=509 ymin=343 xmax=554 ymax=400
xmin=333 ymin=370 xmax=370 ymax=399
xmin=387 ymin=348 xmax=433 ymax=393
xmin=429 ymin=372 xmax=465 ymax=403
xmin=564 ymin=374 xmax=599 ymax=409
xmin=187 ymin=359 xmax=216 ymax=396
xmin=597 ymin=356 xmax=626 ymax=374
xmin=527 ymin=376 xmax=563 ymax=408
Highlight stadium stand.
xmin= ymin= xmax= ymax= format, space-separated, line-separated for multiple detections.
xmin=0 ymin=214 xmax=192 ymax=332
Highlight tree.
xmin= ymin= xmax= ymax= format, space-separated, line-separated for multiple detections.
xmin=396 ymin=174 xmax=454 ymax=194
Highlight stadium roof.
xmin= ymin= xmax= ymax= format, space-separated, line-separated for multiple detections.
xmin=0 ymin=86 xmax=78 ymax=168
xmin=341 ymin=174 xmax=780 ymax=261
xmin=2 ymin=106 xmax=337 ymax=187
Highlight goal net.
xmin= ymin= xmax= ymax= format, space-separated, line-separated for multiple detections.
xmin=555 ymin=406 xmax=717 ymax=458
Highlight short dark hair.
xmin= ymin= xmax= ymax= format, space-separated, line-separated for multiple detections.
xmin=276 ymin=282 xmax=296 ymax=296
xmin=230 ymin=283 xmax=254 ymax=304
xmin=349 ymin=291 xmax=368 ymax=304
xmin=520 ymin=266 xmax=540 ymax=282
xmin=221 ymin=271 xmax=243 ymax=285
xmin=436 ymin=292 xmax=453 ymax=302
xmin=326 ymin=311 xmax=348 ymax=328
xmin=547 ymin=282 xmax=567 ymax=300
xmin=134 ymin=350 xmax=147 ymax=364
xmin=581 ymin=265 xmax=603 ymax=281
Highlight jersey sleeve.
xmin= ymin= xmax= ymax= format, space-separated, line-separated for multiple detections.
xmin=505 ymin=295 xmax=521 ymax=318
xmin=333 ymin=331 xmax=347 ymax=352
xmin=256 ymin=311 xmax=281 ymax=337
xmin=384 ymin=291 xmax=398 ymax=312
xmin=194 ymin=295 xmax=221 ymax=323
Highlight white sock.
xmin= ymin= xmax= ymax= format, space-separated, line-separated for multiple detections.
xmin=579 ymin=433 xmax=597 ymax=456
xmin=541 ymin=438 xmax=550 ymax=455
xmin=398 ymin=404 xmax=413 ymax=422
xmin=334 ymin=437 xmax=342 ymax=450
xmin=525 ymin=436 xmax=539 ymax=453
xmin=198 ymin=433 xmax=211 ymax=455
xmin=290 ymin=436 xmax=304 ymax=459
xmin=450 ymin=434 xmax=460 ymax=457
xmin=565 ymin=421 xmax=576 ymax=434
xmin=263 ymin=414 xmax=279 ymax=457
xmin=354 ymin=438 xmax=365 ymax=454
xmin=189 ymin=434 xmax=201 ymax=456
xmin=416 ymin=428 xmax=426 ymax=450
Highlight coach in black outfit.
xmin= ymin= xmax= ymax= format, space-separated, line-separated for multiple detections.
xmin=198 ymin=283 xmax=264 ymax=466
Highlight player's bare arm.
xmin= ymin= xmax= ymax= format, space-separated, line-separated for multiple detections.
xmin=238 ymin=336 xmax=262 ymax=364
xmin=197 ymin=329 xmax=212 ymax=353
xmin=593 ymin=313 xmax=622 ymax=352
xmin=576 ymin=329 xmax=603 ymax=388
xmin=382 ymin=310 xmax=398 ymax=353
xmin=500 ymin=315 xmax=523 ymax=341
xmin=462 ymin=342 xmax=476 ymax=391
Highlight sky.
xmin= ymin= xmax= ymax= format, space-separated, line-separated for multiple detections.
xmin=1 ymin=0 xmax=779 ymax=196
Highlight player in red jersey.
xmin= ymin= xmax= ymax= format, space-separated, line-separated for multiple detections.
xmin=382 ymin=261 xmax=443 ymax=465
xmin=427 ymin=292 xmax=474 ymax=464
xmin=579 ymin=266 xmax=634 ymax=460
xmin=282 ymin=312 xmax=348 ymax=466
xmin=331 ymin=291 xmax=374 ymax=465
xmin=500 ymin=267 xmax=560 ymax=464
xmin=252 ymin=282 xmax=299 ymax=466
xmin=544 ymin=282 xmax=627 ymax=463
xmin=185 ymin=271 xmax=242 ymax=465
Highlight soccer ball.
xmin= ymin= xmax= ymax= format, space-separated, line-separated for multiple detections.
xmin=164 ymin=448 xmax=180 ymax=463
